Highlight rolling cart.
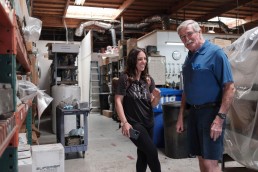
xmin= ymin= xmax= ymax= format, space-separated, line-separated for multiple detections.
xmin=56 ymin=107 xmax=90 ymax=158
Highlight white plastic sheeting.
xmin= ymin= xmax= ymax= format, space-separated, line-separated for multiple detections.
xmin=224 ymin=26 xmax=258 ymax=170
xmin=51 ymin=85 xmax=81 ymax=134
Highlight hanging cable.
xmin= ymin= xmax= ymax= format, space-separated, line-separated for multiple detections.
xmin=236 ymin=0 xmax=239 ymax=34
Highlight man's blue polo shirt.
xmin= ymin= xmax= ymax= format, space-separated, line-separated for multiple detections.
xmin=182 ymin=40 xmax=233 ymax=105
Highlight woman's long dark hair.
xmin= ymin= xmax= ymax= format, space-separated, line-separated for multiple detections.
xmin=124 ymin=47 xmax=149 ymax=83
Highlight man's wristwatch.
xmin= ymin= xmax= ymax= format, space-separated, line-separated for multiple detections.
xmin=217 ymin=113 xmax=226 ymax=119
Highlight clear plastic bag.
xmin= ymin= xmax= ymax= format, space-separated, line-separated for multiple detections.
xmin=23 ymin=16 xmax=42 ymax=42
xmin=224 ymin=26 xmax=258 ymax=170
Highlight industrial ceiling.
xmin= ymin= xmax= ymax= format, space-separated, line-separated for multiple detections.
xmin=31 ymin=0 xmax=258 ymax=51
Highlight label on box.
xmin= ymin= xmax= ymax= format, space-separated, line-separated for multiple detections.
xmin=18 ymin=150 xmax=31 ymax=159
xmin=153 ymin=95 xmax=178 ymax=113
xmin=52 ymin=43 xmax=80 ymax=53
xmin=32 ymin=143 xmax=64 ymax=172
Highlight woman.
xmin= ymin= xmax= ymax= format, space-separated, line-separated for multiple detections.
xmin=115 ymin=47 xmax=161 ymax=172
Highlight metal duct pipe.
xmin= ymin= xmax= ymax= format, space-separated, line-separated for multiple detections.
xmin=142 ymin=15 xmax=162 ymax=23
xmin=121 ymin=16 xmax=124 ymax=41
xmin=218 ymin=20 xmax=232 ymax=34
xmin=161 ymin=16 xmax=170 ymax=30
xmin=114 ymin=15 xmax=165 ymax=30
xmin=169 ymin=18 xmax=232 ymax=34
xmin=109 ymin=28 xmax=117 ymax=46
xmin=75 ymin=21 xmax=112 ymax=36
xmin=122 ymin=23 xmax=149 ymax=29
xmin=75 ymin=16 xmax=233 ymax=39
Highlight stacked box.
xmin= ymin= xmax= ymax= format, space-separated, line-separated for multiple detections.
xmin=18 ymin=133 xmax=32 ymax=172
xmin=102 ymin=57 xmax=109 ymax=65
xmin=127 ymin=38 xmax=138 ymax=55
xmin=31 ymin=143 xmax=64 ymax=172
xmin=18 ymin=158 xmax=32 ymax=172
xmin=102 ymin=110 xmax=113 ymax=118
xmin=26 ymin=42 xmax=37 ymax=53
xmin=118 ymin=39 xmax=127 ymax=59
xmin=29 ymin=54 xmax=39 ymax=86
xmin=211 ymin=38 xmax=232 ymax=48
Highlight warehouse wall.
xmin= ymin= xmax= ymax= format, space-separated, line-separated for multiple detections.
xmin=78 ymin=30 xmax=92 ymax=103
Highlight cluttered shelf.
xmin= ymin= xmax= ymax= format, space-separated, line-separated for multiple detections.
xmin=0 ymin=1 xmax=12 ymax=24
xmin=15 ymin=103 xmax=30 ymax=132
xmin=56 ymin=81 xmax=79 ymax=85
xmin=14 ymin=17 xmax=30 ymax=72
xmin=0 ymin=1 xmax=31 ymax=72
xmin=0 ymin=103 xmax=29 ymax=157
xmin=57 ymin=66 xmax=78 ymax=70
xmin=0 ymin=1 xmax=14 ymax=54
xmin=0 ymin=125 xmax=17 ymax=157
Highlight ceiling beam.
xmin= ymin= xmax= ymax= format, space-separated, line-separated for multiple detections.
xmin=37 ymin=16 xmax=76 ymax=28
xmin=168 ymin=0 xmax=195 ymax=15
xmin=113 ymin=0 xmax=135 ymax=20
xmin=62 ymin=0 xmax=70 ymax=26
xmin=227 ymin=12 xmax=258 ymax=28
xmin=31 ymin=0 xmax=34 ymax=15
xmin=196 ymin=0 xmax=253 ymax=21
xmin=245 ymin=12 xmax=258 ymax=23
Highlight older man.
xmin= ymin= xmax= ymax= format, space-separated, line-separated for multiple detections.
xmin=176 ymin=20 xmax=235 ymax=172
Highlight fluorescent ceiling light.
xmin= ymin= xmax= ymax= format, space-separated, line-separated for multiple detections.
xmin=66 ymin=6 xmax=121 ymax=20
xmin=208 ymin=16 xmax=246 ymax=29
xmin=165 ymin=42 xmax=184 ymax=46
xmin=74 ymin=0 xmax=85 ymax=6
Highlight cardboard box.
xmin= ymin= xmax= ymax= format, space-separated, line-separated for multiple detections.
xmin=108 ymin=56 xmax=119 ymax=63
xmin=102 ymin=110 xmax=113 ymax=118
xmin=118 ymin=40 xmax=127 ymax=47
xmin=26 ymin=42 xmax=36 ymax=52
xmin=29 ymin=54 xmax=39 ymax=85
xmin=18 ymin=157 xmax=32 ymax=172
xmin=19 ymin=133 xmax=28 ymax=145
xmin=0 ymin=85 xmax=13 ymax=114
xmin=102 ymin=57 xmax=109 ymax=65
xmin=127 ymin=38 xmax=138 ymax=55
xmin=18 ymin=144 xmax=31 ymax=152
xmin=211 ymin=38 xmax=231 ymax=48
xmin=32 ymin=143 xmax=64 ymax=172
xmin=18 ymin=132 xmax=31 ymax=152
xmin=52 ymin=43 xmax=80 ymax=53
xmin=18 ymin=150 xmax=31 ymax=159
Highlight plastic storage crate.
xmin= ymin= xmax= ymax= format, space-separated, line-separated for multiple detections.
xmin=153 ymin=88 xmax=183 ymax=113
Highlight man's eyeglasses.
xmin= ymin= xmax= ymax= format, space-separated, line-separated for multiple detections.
xmin=180 ymin=31 xmax=198 ymax=40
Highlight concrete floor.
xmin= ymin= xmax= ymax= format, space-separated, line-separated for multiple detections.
xmin=37 ymin=112 xmax=257 ymax=172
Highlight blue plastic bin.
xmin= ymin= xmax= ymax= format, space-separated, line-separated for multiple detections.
xmin=153 ymin=88 xmax=183 ymax=113
xmin=153 ymin=112 xmax=164 ymax=148
xmin=153 ymin=88 xmax=182 ymax=148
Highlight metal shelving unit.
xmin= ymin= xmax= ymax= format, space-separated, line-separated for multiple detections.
xmin=48 ymin=43 xmax=80 ymax=86
xmin=0 ymin=2 xmax=32 ymax=171
xmin=89 ymin=61 xmax=100 ymax=110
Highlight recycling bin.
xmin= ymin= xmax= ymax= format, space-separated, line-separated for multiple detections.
xmin=152 ymin=88 xmax=183 ymax=148
xmin=162 ymin=101 xmax=188 ymax=159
